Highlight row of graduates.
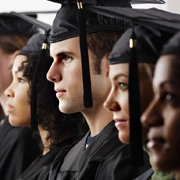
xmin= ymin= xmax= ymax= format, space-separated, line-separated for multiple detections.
xmin=1 ymin=0 xmax=180 ymax=179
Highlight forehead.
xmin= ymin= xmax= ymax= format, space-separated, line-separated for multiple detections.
xmin=12 ymin=55 xmax=27 ymax=72
xmin=154 ymin=54 xmax=180 ymax=86
xmin=109 ymin=63 xmax=129 ymax=79
xmin=50 ymin=36 xmax=80 ymax=56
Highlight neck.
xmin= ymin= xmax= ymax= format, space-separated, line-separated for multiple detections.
xmin=82 ymin=104 xmax=113 ymax=137
xmin=38 ymin=125 xmax=50 ymax=156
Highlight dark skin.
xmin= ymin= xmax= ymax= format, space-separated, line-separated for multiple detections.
xmin=141 ymin=54 xmax=180 ymax=174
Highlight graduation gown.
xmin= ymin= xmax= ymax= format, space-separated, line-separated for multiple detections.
xmin=18 ymin=138 xmax=73 ymax=180
xmin=94 ymin=144 xmax=151 ymax=180
xmin=49 ymin=121 xmax=150 ymax=180
xmin=0 ymin=116 xmax=41 ymax=180
xmin=134 ymin=168 xmax=153 ymax=180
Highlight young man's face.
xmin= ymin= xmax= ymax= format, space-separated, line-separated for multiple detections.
xmin=47 ymin=36 xmax=111 ymax=114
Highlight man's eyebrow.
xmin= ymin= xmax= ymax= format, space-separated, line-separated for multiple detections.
xmin=52 ymin=51 xmax=74 ymax=57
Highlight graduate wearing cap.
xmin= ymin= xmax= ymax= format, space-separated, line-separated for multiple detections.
xmin=0 ymin=13 xmax=41 ymax=180
xmin=101 ymin=25 xmax=174 ymax=180
xmin=141 ymin=31 xmax=180 ymax=180
xmin=45 ymin=0 xmax=159 ymax=179
xmin=5 ymin=32 xmax=86 ymax=180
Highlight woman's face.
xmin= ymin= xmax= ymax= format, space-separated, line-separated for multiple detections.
xmin=141 ymin=54 xmax=180 ymax=172
xmin=5 ymin=55 xmax=31 ymax=126
xmin=104 ymin=63 xmax=153 ymax=143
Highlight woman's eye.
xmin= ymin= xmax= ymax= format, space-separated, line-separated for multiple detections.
xmin=164 ymin=92 xmax=180 ymax=106
xmin=118 ymin=83 xmax=128 ymax=90
xmin=165 ymin=93 xmax=173 ymax=101
xmin=18 ymin=77 xmax=25 ymax=83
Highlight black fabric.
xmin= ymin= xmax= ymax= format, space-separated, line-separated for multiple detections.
xmin=0 ymin=13 xmax=39 ymax=36
xmin=134 ymin=168 xmax=154 ymax=180
xmin=109 ymin=25 xmax=172 ymax=64
xmin=18 ymin=138 xmax=73 ymax=180
xmin=48 ymin=121 xmax=150 ymax=180
xmin=49 ymin=0 xmax=132 ymax=43
xmin=10 ymin=12 xmax=51 ymax=32
xmin=87 ymin=7 xmax=180 ymax=34
xmin=131 ymin=0 xmax=165 ymax=3
xmin=18 ymin=34 xmax=49 ymax=56
xmin=94 ymin=146 xmax=151 ymax=180
xmin=0 ymin=116 xmax=41 ymax=180
xmin=161 ymin=31 xmax=180 ymax=55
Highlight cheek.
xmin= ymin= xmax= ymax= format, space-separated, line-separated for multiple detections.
xmin=166 ymin=112 xmax=180 ymax=145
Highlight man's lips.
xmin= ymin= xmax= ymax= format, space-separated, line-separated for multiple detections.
xmin=56 ymin=90 xmax=66 ymax=98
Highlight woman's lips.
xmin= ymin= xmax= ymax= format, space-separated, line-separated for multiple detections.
xmin=114 ymin=119 xmax=127 ymax=128
xmin=6 ymin=104 xmax=14 ymax=113
xmin=147 ymin=137 xmax=165 ymax=149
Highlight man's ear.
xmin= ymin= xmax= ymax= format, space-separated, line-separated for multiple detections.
xmin=105 ymin=52 xmax=111 ymax=77
xmin=13 ymin=50 xmax=20 ymax=58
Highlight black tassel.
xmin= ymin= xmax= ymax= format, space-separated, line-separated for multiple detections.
xmin=30 ymin=30 xmax=50 ymax=131
xmin=77 ymin=0 xmax=93 ymax=108
xmin=129 ymin=25 xmax=144 ymax=166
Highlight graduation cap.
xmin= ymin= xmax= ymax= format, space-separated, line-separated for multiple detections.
xmin=10 ymin=12 xmax=52 ymax=131
xmin=0 ymin=12 xmax=39 ymax=37
xmin=161 ymin=31 xmax=180 ymax=56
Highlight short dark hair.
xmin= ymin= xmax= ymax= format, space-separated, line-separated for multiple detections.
xmin=87 ymin=30 xmax=123 ymax=74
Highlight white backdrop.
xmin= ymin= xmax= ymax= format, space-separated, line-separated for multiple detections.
xmin=0 ymin=0 xmax=180 ymax=25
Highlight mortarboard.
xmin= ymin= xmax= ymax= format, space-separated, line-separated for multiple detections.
xmin=86 ymin=7 xmax=180 ymax=33
xmin=10 ymin=12 xmax=52 ymax=131
xmin=0 ymin=12 xmax=39 ymax=37
xmin=161 ymin=31 xmax=180 ymax=55
xmin=109 ymin=25 xmax=172 ymax=64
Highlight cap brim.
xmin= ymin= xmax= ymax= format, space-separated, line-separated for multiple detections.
xmin=10 ymin=11 xmax=52 ymax=32
xmin=131 ymin=0 xmax=165 ymax=4
xmin=87 ymin=7 xmax=180 ymax=33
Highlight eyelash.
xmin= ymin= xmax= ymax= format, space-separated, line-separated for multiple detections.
xmin=118 ymin=82 xmax=128 ymax=90
xmin=62 ymin=55 xmax=73 ymax=63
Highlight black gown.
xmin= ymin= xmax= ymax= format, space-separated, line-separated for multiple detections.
xmin=94 ymin=145 xmax=151 ymax=180
xmin=0 ymin=116 xmax=41 ymax=180
xmin=48 ymin=121 xmax=151 ymax=180
xmin=18 ymin=138 xmax=74 ymax=180
xmin=134 ymin=168 xmax=153 ymax=180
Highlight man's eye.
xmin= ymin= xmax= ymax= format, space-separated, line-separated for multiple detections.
xmin=118 ymin=83 xmax=128 ymax=90
xmin=63 ymin=55 xmax=72 ymax=62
